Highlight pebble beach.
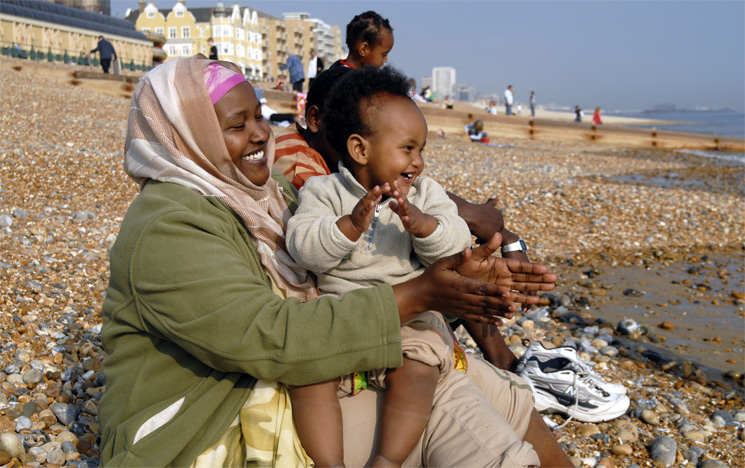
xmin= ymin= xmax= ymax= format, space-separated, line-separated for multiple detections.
xmin=0 ymin=61 xmax=743 ymax=467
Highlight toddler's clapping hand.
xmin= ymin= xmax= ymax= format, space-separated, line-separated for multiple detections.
xmin=388 ymin=180 xmax=438 ymax=238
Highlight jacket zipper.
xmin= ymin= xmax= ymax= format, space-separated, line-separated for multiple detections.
xmin=365 ymin=204 xmax=384 ymax=251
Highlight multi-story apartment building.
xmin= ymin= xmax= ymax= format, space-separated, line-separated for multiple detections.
xmin=130 ymin=1 xmax=263 ymax=78
xmin=127 ymin=1 xmax=344 ymax=82
xmin=432 ymin=66 xmax=456 ymax=100
xmin=283 ymin=12 xmax=343 ymax=74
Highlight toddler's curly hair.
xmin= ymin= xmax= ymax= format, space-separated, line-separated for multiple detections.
xmin=324 ymin=66 xmax=412 ymax=158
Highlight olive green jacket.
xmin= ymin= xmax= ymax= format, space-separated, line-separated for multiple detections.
xmin=99 ymin=174 xmax=402 ymax=467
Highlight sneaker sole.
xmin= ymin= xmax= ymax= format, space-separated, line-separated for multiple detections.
xmin=532 ymin=387 xmax=630 ymax=423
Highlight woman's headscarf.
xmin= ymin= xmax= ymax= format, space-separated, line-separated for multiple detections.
xmin=124 ymin=55 xmax=318 ymax=301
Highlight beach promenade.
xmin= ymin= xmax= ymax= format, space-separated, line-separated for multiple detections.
xmin=0 ymin=59 xmax=743 ymax=466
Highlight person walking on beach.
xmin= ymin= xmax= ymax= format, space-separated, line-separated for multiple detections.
xmin=530 ymin=90 xmax=536 ymax=117
xmin=90 ymin=36 xmax=117 ymax=74
xmin=593 ymin=107 xmax=603 ymax=124
xmin=280 ymin=50 xmax=305 ymax=92
xmin=207 ymin=37 xmax=218 ymax=60
xmin=505 ymin=85 xmax=514 ymax=115
xmin=575 ymin=105 xmax=583 ymax=123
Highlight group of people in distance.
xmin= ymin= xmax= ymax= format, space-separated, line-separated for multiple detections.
xmin=99 ymin=10 xmax=574 ymax=467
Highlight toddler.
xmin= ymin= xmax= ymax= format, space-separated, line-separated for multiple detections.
xmin=286 ymin=66 xmax=471 ymax=467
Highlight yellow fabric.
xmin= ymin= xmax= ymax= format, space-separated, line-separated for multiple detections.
xmin=192 ymin=381 xmax=314 ymax=468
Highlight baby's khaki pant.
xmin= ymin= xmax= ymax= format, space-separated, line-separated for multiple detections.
xmin=339 ymin=355 xmax=539 ymax=467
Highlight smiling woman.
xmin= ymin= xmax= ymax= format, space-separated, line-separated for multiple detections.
xmin=99 ymin=54 xmax=566 ymax=467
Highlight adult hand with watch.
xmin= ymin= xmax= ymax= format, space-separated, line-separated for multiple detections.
xmin=447 ymin=191 xmax=535 ymax=372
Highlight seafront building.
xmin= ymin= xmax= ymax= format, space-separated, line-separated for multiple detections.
xmin=0 ymin=0 xmax=152 ymax=69
xmin=126 ymin=1 xmax=344 ymax=82
xmin=432 ymin=66 xmax=456 ymax=99
xmin=453 ymin=82 xmax=476 ymax=102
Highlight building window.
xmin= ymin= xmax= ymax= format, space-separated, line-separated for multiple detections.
xmin=168 ymin=27 xmax=177 ymax=39
xmin=147 ymin=11 xmax=155 ymax=18
xmin=181 ymin=27 xmax=190 ymax=38
xmin=169 ymin=46 xmax=176 ymax=56
xmin=142 ymin=27 xmax=150 ymax=32
xmin=223 ymin=27 xmax=231 ymax=37
xmin=176 ymin=11 xmax=184 ymax=17
xmin=155 ymin=27 xmax=163 ymax=35
xmin=182 ymin=45 xmax=190 ymax=55
xmin=200 ymin=28 xmax=204 ymax=38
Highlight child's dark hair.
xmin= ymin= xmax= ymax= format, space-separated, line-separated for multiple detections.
xmin=345 ymin=11 xmax=392 ymax=50
xmin=306 ymin=67 xmax=352 ymax=111
xmin=324 ymin=66 xmax=412 ymax=157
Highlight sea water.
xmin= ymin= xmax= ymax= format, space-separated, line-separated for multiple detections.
xmin=614 ymin=110 xmax=745 ymax=164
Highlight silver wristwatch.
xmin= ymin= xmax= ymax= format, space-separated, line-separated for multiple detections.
xmin=501 ymin=239 xmax=528 ymax=254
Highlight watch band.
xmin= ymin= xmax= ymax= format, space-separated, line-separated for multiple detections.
xmin=501 ymin=239 xmax=528 ymax=253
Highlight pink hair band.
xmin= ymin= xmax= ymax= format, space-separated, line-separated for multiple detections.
xmin=204 ymin=62 xmax=247 ymax=105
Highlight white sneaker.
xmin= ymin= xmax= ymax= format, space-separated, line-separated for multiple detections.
xmin=518 ymin=341 xmax=627 ymax=395
xmin=517 ymin=352 xmax=631 ymax=423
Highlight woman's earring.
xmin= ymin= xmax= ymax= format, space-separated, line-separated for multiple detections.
xmin=361 ymin=53 xmax=366 ymax=57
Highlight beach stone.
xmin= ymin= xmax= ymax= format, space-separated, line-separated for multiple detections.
xmin=55 ymin=431 xmax=77 ymax=444
xmin=51 ymin=403 xmax=81 ymax=426
xmin=15 ymin=416 xmax=33 ymax=432
xmin=0 ymin=215 xmax=12 ymax=228
xmin=599 ymin=346 xmax=618 ymax=357
xmin=60 ymin=440 xmax=77 ymax=454
xmin=596 ymin=457 xmax=615 ymax=468
xmin=683 ymin=429 xmax=707 ymax=443
xmin=569 ymin=456 xmax=581 ymax=467
xmin=710 ymin=410 xmax=734 ymax=427
xmin=0 ymin=433 xmax=24 ymax=458
xmin=612 ymin=444 xmax=633 ymax=455
xmin=22 ymin=369 xmax=42 ymax=385
xmin=681 ymin=446 xmax=704 ymax=465
xmin=577 ymin=423 xmax=600 ymax=437
xmin=72 ymin=211 xmax=95 ymax=221
xmin=649 ymin=435 xmax=677 ymax=467
xmin=622 ymin=288 xmax=644 ymax=297
xmin=611 ymin=419 xmax=639 ymax=442
xmin=47 ymin=446 xmax=65 ymax=465
xmin=28 ymin=445 xmax=47 ymax=463
xmin=659 ymin=321 xmax=675 ymax=330
xmin=699 ymin=461 xmax=729 ymax=468
xmin=617 ymin=318 xmax=641 ymax=335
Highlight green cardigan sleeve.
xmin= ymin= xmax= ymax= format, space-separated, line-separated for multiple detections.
xmin=111 ymin=180 xmax=403 ymax=386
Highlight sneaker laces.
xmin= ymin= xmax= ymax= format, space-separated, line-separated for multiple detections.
xmin=567 ymin=363 xmax=610 ymax=398
xmin=556 ymin=371 xmax=579 ymax=429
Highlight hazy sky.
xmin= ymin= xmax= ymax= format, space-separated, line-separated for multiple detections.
xmin=112 ymin=1 xmax=745 ymax=112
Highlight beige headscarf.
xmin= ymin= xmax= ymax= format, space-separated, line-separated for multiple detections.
xmin=124 ymin=55 xmax=318 ymax=301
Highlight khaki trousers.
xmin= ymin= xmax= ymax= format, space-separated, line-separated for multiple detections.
xmin=340 ymin=355 xmax=540 ymax=467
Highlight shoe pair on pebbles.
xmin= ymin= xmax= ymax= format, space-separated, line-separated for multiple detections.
xmin=515 ymin=341 xmax=631 ymax=423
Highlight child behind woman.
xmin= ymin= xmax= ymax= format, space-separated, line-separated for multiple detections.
xmin=286 ymin=66 xmax=472 ymax=467
xmin=330 ymin=10 xmax=394 ymax=70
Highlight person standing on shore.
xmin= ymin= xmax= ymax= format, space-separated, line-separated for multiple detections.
xmin=530 ymin=90 xmax=536 ymax=117
xmin=575 ymin=105 xmax=583 ymax=123
xmin=207 ymin=38 xmax=218 ymax=60
xmin=280 ymin=50 xmax=305 ymax=92
xmin=505 ymin=85 xmax=514 ymax=115
xmin=306 ymin=49 xmax=324 ymax=88
xmin=89 ymin=36 xmax=117 ymax=74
